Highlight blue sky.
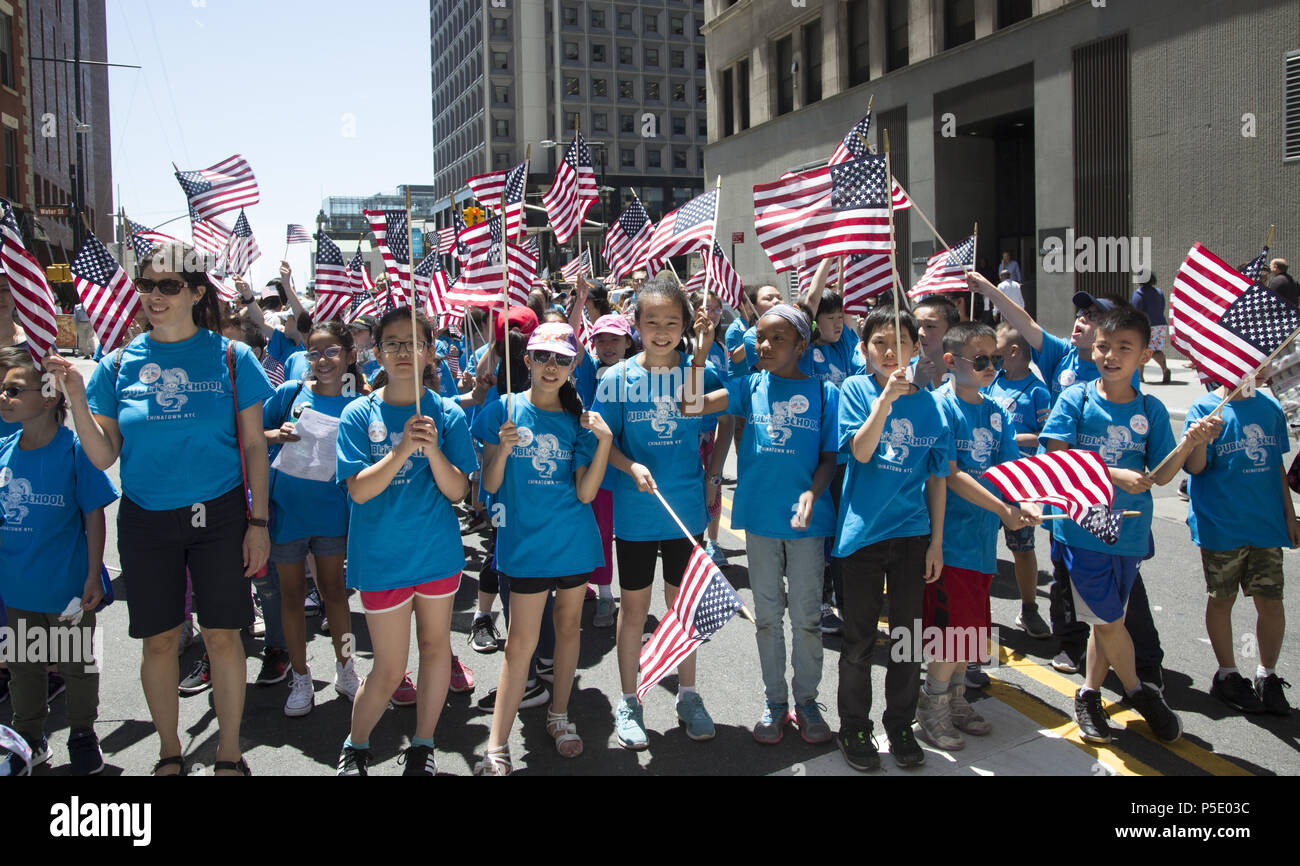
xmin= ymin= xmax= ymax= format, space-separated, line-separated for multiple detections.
xmin=107 ymin=0 xmax=433 ymax=287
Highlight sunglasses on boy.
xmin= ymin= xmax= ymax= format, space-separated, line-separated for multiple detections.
xmin=956 ymin=353 xmax=1004 ymax=372
xmin=529 ymin=350 xmax=575 ymax=368
xmin=133 ymin=278 xmax=190 ymax=296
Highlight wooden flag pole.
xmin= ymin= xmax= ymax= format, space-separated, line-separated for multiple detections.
xmin=883 ymin=130 xmax=902 ymax=363
xmin=651 ymin=489 xmax=754 ymax=624
xmin=1040 ymin=511 xmax=1141 ymax=521
xmin=970 ymin=221 xmax=979 ymax=320
xmin=500 ymin=189 xmax=513 ymax=414
xmin=836 ymin=254 xmax=846 ymax=295
xmin=698 ymin=175 xmax=722 ymax=347
xmin=1266 ymin=224 xmax=1275 ymax=251
xmin=405 ymin=185 xmax=427 ymax=450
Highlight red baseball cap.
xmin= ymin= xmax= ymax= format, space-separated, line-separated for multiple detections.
xmin=494 ymin=306 xmax=539 ymax=343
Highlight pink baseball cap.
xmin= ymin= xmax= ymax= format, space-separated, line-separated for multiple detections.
xmin=526 ymin=322 xmax=579 ymax=356
xmin=589 ymin=314 xmax=633 ymax=339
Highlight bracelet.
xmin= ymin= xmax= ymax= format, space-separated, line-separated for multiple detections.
xmin=248 ymin=518 xmax=268 ymax=528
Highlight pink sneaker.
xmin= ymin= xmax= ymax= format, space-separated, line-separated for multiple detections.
xmin=450 ymin=655 xmax=475 ymax=693
xmin=390 ymin=673 xmax=417 ymax=707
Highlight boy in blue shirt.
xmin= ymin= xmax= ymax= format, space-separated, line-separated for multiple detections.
xmin=984 ymin=322 xmax=1053 ymax=639
xmin=1040 ymin=307 xmax=1222 ymax=744
xmin=834 ymin=306 xmax=950 ymax=771
xmin=1183 ymin=377 xmax=1298 ymax=716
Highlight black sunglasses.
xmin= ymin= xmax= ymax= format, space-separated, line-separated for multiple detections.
xmin=1 ymin=386 xmax=43 ymax=398
xmin=530 ymin=350 xmax=575 ymax=368
xmin=957 ymin=354 xmax=1004 ymax=372
xmin=133 ymin=278 xmax=189 ymax=296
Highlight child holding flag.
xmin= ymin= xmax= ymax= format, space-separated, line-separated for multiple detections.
xmin=473 ymin=323 xmax=613 ymax=774
xmin=334 ymin=308 xmax=478 ymax=776
xmin=688 ymin=290 xmax=734 ymax=567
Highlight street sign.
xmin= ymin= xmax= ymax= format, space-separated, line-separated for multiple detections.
xmin=731 ymin=232 xmax=744 ymax=244
xmin=37 ymin=205 xmax=68 ymax=218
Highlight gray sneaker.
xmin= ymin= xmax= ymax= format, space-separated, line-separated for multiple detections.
xmin=593 ymin=597 xmax=617 ymax=628
xmin=794 ymin=701 xmax=833 ymax=744
xmin=752 ymin=701 xmax=790 ymax=744
xmin=948 ymin=682 xmax=992 ymax=735
xmin=914 ymin=689 xmax=964 ymax=751
xmin=676 ymin=691 xmax=716 ymax=741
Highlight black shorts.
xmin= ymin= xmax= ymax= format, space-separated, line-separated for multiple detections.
xmin=118 ymin=486 xmax=254 ymax=639
xmin=615 ymin=535 xmax=703 ymax=592
xmin=500 ymin=573 xmax=590 ymax=595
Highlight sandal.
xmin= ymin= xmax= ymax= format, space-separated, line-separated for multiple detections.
xmin=152 ymin=755 xmax=187 ymax=777
xmin=472 ymin=745 xmax=512 ymax=776
xmin=547 ymin=708 xmax=584 ymax=758
xmin=213 ymin=757 xmax=252 ymax=777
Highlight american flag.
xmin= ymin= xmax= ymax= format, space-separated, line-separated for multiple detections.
xmin=576 ymin=306 xmax=596 ymax=354
xmin=1240 ymin=246 xmax=1270 ymax=284
xmin=0 ymin=199 xmax=58 ymax=364
xmin=192 ymin=216 xmax=232 ymax=256
xmin=829 ymin=112 xmax=873 ymax=165
xmin=207 ymin=267 xmax=238 ymax=303
xmin=523 ymin=235 xmax=539 ymax=257
xmin=71 ymin=232 xmax=141 ymax=354
xmin=602 ymin=200 xmax=654 ymax=282
xmin=447 ymin=216 xmax=536 ymax=309
xmin=704 ymin=241 xmax=743 ymax=310
xmin=1169 ymin=242 xmax=1300 ymax=388
xmin=345 ymin=248 xmax=369 ymax=293
xmin=754 ymin=156 xmax=892 ymax=272
xmin=412 ymin=251 xmax=451 ymax=318
xmin=286 ymin=224 xmax=312 ymax=245
xmin=982 ymin=450 xmax=1124 ymax=545
xmin=684 ymin=267 xmax=706 ymax=293
xmin=174 ymin=154 xmax=259 ymax=221
xmin=261 ymin=353 xmax=286 ymax=386
xmin=311 ymin=290 xmax=354 ymax=324
xmin=314 ymin=232 xmax=349 ymax=293
xmin=467 ymin=161 xmax=529 ymax=239
xmin=908 ymin=235 xmax=976 ymax=298
xmin=646 ymin=188 xmax=717 ymax=272
xmin=841 ymin=252 xmax=894 ymax=314
xmin=437 ymin=226 xmax=456 ymax=256
xmin=345 ymin=290 xmax=380 ymax=324
xmin=126 ymin=219 xmax=175 ymax=260
xmin=452 ymin=208 xmax=471 ymax=263
xmin=227 ymin=209 xmax=261 ymax=276
xmin=542 ymin=133 xmax=598 ymax=245
xmin=637 ymin=545 xmax=746 ymax=701
xmin=365 ymin=209 xmax=411 ymax=292
xmin=560 ymin=248 xmax=592 ymax=283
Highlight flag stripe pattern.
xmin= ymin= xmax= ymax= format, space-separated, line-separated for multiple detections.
xmin=286 ymin=224 xmax=312 ymax=245
xmin=468 ymin=162 xmax=528 ymax=239
xmin=1169 ymin=242 xmax=1300 ymax=388
xmin=365 ymin=209 xmax=411 ymax=292
xmin=0 ymin=200 xmax=58 ymax=364
xmin=437 ymin=226 xmax=456 ymax=256
xmin=314 ymin=233 xmax=349 ymax=293
xmin=560 ymin=249 xmax=592 ymax=283
xmin=602 ymin=200 xmax=654 ymax=282
xmin=646 ymin=188 xmax=718 ymax=272
xmin=907 ymin=235 xmax=975 ymax=298
xmin=637 ymin=545 xmax=745 ymax=701
xmin=704 ymin=241 xmax=743 ymax=310
xmin=228 ymin=209 xmax=261 ymax=276
xmin=71 ymin=232 xmax=141 ymax=354
xmin=126 ymin=219 xmax=176 ymax=260
xmin=344 ymin=292 xmax=380 ymax=324
xmin=192 ymin=217 xmax=232 ymax=256
xmin=753 ymin=156 xmax=892 ymax=272
xmin=841 ymin=253 xmax=894 ymax=314
xmin=981 ymin=450 xmax=1123 ymax=545
xmin=413 ymin=251 xmax=451 ymax=318
xmin=828 ymin=112 xmax=872 ymax=166
xmin=543 ymin=134 xmax=598 ymax=245
xmin=311 ymin=290 xmax=353 ymax=324
xmin=174 ymin=154 xmax=259 ymax=221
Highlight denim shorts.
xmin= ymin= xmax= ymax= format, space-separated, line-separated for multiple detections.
xmin=269 ymin=535 xmax=348 ymax=563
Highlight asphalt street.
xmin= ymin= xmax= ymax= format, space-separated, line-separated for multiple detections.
xmin=5 ymin=357 xmax=1297 ymax=777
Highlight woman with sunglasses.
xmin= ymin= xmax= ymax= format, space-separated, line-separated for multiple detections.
xmin=45 ymin=243 xmax=274 ymax=776
xmin=473 ymin=323 xmax=611 ymax=774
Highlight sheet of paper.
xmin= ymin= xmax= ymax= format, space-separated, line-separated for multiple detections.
xmin=271 ymin=407 xmax=341 ymax=482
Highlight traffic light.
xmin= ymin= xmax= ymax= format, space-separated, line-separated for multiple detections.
xmin=463 ymin=206 xmax=485 ymax=226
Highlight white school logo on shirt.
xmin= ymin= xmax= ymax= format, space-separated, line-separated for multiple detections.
xmin=1081 ymin=425 xmax=1139 ymax=464
xmin=1130 ymin=414 xmax=1149 ymax=435
xmin=138 ymin=363 xmax=162 ymax=385
xmin=514 ymin=426 xmax=534 ymax=448
xmin=627 ymin=397 xmax=680 ymax=440
xmin=1216 ymin=423 xmax=1275 ymax=468
xmin=879 ymin=418 xmax=939 ymax=465
xmin=813 ymin=348 xmax=825 ymax=363
xmin=959 ymin=427 xmax=996 ymax=465
xmin=368 ymin=420 xmax=388 ymax=443
xmin=1058 ymin=368 xmax=1076 ymax=388
xmin=0 ymin=475 xmax=63 ymax=525
xmin=990 ymin=412 xmax=1002 ymax=433
xmin=129 ymin=365 xmax=221 ymax=414
xmin=514 ymin=431 xmax=570 ymax=480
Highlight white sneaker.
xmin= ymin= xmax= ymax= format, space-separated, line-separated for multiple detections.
xmin=284 ymin=668 xmax=315 ymax=717
xmin=335 ymin=659 xmax=360 ymax=700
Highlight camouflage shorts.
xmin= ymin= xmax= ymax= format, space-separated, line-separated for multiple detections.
xmin=1200 ymin=547 xmax=1285 ymax=600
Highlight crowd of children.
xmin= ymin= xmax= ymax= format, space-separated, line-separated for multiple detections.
xmin=0 ymin=244 xmax=1293 ymax=776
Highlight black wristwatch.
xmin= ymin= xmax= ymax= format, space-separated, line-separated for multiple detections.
xmin=248 ymin=518 xmax=269 ymax=528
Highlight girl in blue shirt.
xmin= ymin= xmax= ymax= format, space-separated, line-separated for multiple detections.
xmin=262 ymin=321 xmax=363 ymax=718
xmin=334 ymin=307 xmax=478 ymax=776
xmin=474 ymin=323 xmax=612 ymax=774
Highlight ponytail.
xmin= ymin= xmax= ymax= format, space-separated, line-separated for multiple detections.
xmin=558 ymin=379 xmax=583 ymax=418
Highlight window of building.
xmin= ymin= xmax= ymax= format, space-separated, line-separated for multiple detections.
xmin=944 ymin=0 xmax=976 ymax=49
xmin=647 ymin=149 xmax=662 ymax=169
xmin=722 ymin=67 xmax=735 ymax=136
xmin=673 ymin=149 xmax=688 ymax=170
xmin=3 ymin=129 xmax=15 ymax=198
xmin=697 ymin=85 xmax=706 ymax=104
xmin=618 ymin=79 xmax=634 ymax=98
xmin=490 ymin=16 xmax=508 ymax=37
xmin=495 ymin=119 xmax=510 ymax=138
xmin=492 ymin=51 xmax=509 ymax=71
xmin=671 ymin=49 xmax=685 ymax=69
xmin=672 ymin=116 xmax=686 ymax=136
xmin=646 ymin=80 xmax=660 ymax=101
xmin=697 ymin=50 xmax=706 ymax=72
xmin=563 ymin=5 xmax=578 ymax=26
xmin=886 ymin=0 xmax=909 ymax=72
xmin=493 ymin=84 xmax=510 ymax=105
xmin=566 ymin=111 xmax=581 ymax=131
xmin=673 ymin=187 xmax=695 ymax=207
xmin=644 ymin=12 xmax=658 ymax=33
xmin=641 ymin=187 xmax=664 ymax=213
xmin=697 ymin=116 xmax=707 ymax=137
xmin=618 ymin=9 xmax=633 ymax=30
xmin=495 ymin=152 xmax=511 ymax=168
xmin=997 ymin=0 xmax=1033 ymax=28
xmin=645 ymin=47 xmax=659 ymax=67
xmin=593 ymin=112 xmax=608 ymax=132
xmin=672 ymin=82 xmax=686 ymax=103
xmin=592 ymin=78 xmax=607 ymax=98
xmin=847 ymin=0 xmax=870 ymax=86
xmin=738 ymin=59 xmax=750 ymax=130
xmin=620 ymin=113 xmax=635 ymax=133
xmin=591 ymin=8 xmax=606 ymax=29
xmin=618 ymin=44 xmax=633 ymax=65
xmin=565 ymin=41 xmax=580 ymax=62
xmin=592 ymin=43 xmax=607 ymax=63
xmin=1287 ymin=51 xmax=1300 ymax=161
xmin=804 ymin=19 xmax=822 ymax=104
xmin=775 ymin=36 xmax=794 ymax=116
xmin=670 ymin=16 xmax=685 ymax=36
xmin=621 ymin=148 xmax=636 ymax=168
xmin=0 ymin=13 xmax=11 ymax=89
xmin=565 ymin=76 xmax=581 ymax=97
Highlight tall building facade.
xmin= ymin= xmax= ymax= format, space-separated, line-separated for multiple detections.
xmin=703 ymin=0 xmax=1299 ymax=336
xmin=430 ymin=0 xmax=709 ymax=271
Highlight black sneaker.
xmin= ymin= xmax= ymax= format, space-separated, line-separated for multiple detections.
xmin=819 ymin=604 xmax=844 ymax=636
xmin=535 ymin=660 xmax=555 ymax=684
xmin=47 ymin=672 xmax=66 ymax=704
xmin=1015 ymin=604 xmax=1051 ymax=639
xmin=0 ymin=668 xmax=10 ymax=704
xmin=1177 ymin=477 xmax=1189 ymax=501
xmin=179 ymin=654 xmax=212 ymax=695
xmin=399 ymin=744 xmax=437 ymax=776
xmin=1255 ymin=674 xmax=1293 ymax=716
xmin=1 ymin=734 xmax=49 ymax=776
xmin=887 ymin=726 xmax=925 ymax=768
xmin=1074 ymin=688 xmax=1112 ymax=743
xmin=469 ymin=615 xmax=500 ymax=654
xmin=256 ymin=648 xmax=291 ymax=686
xmin=837 ymin=724 xmax=880 ymax=772
xmin=1128 ymin=683 xmax=1182 ymax=742
xmin=475 ymin=680 xmax=550 ymax=712
xmin=1209 ymin=671 xmax=1265 ymax=714
xmin=337 ymin=744 xmax=370 ymax=776
xmin=67 ymin=729 xmax=104 ymax=776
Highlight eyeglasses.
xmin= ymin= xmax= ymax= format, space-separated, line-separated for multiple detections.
xmin=1075 ymin=309 xmax=1103 ymax=324
xmin=305 ymin=346 xmax=345 ymax=362
xmin=133 ymin=278 xmax=189 ymax=296
xmin=530 ymin=350 xmax=575 ymax=368
xmin=1 ymin=386 xmax=42 ymax=398
xmin=379 ymin=340 xmax=428 ymax=355
xmin=956 ymin=354 xmax=1004 ymax=372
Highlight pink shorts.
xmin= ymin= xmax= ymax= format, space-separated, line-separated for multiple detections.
xmin=360 ymin=572 xmax=462 ymax=614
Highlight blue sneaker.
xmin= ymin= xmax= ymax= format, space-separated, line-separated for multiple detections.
xmin=753 ymin=700 xmax=790 ymax=744
xmin=614 ymin=697 xmax=648 ymax=750
xmin=676 ymin=691 xmax=716 ymax=741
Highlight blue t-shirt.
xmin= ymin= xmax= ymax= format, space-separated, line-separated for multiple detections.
xmin=834 ymin=374 xmax=952 ymax=557
xmin=1130 ymin=285 xmax=1167 ymax=326
xmin=725 ymin=371 xmax=839 ymax=539
xmin=0 ymin=428 xmax=119 ymax=613
xmin=0 ymin=417 xmax=19 ymax=440
xmin=1033 ymin=331 xmax=1139 ymax=404
xmin=282 ymin=351 xmax=310 ymax=383
xmin=1039 ymin=381 xmax=1176 ymax=556
xmin=724 ymin=318 xmax=750 ymax=378
xmin=335 ymin=389 xmax=478 ymax=591
xmin=934 ymin=383 xmax=1020 ymax=574
xmin=699 ymin=342 xmax=729 ymax=435
xmin=799 ymin=329 xmax=866 ymax=387
xmin=85 ymin=330 xmax=274 ymax=511
xmin=262 ymin=382 xmax=353 ymax=544
xmin=1184 ymin=392 xmax=1291 ymax=551
xmin=593 ymin=355 xmax=723 ymax=541
xmin=574 ymin=351 xmax=598 ymax=409
xmin=267 ymin=329 xmax=300 ymax=366
xmin=984 ymin=371 xmax=1052 ymax=457
xmin=477 ymin=395 xmax=604 ymax=577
